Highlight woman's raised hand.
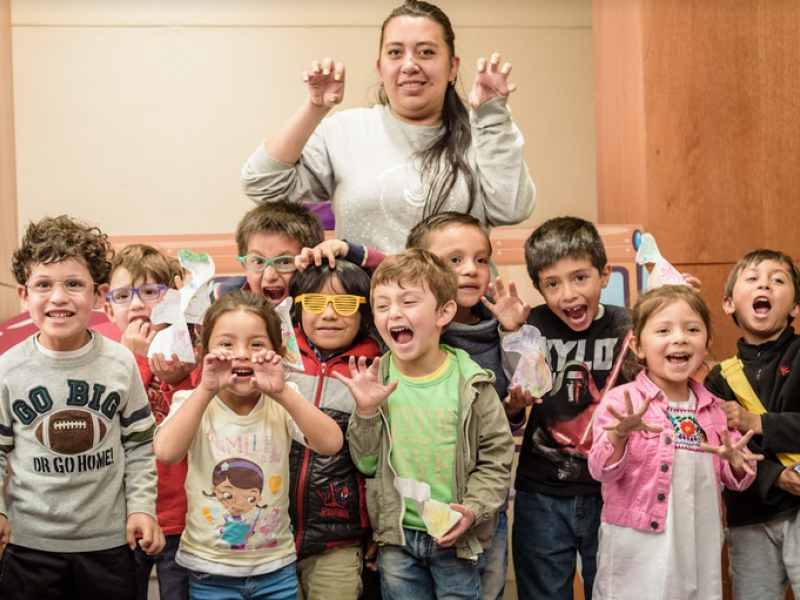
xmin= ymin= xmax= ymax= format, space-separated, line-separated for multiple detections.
xmin=303 ymin=57 xmax=346 ymax=109
xmin=469 ymin=53 xmax=517 ymax=108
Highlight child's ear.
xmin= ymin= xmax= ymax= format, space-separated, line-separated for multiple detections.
xmin=436 ymin=299 xmax=457 ymax=329
xmin=791 ymin=303 xmax=800 ymax=319
xmin=722 ymin=296 xmax=737 ymax=316
xmin=600 ymin=265 xmax=612 ymax=289
xmin=103 ymin=299 xmax=117 ymax=324
xmin=17 ymin=284 xmax=28 ymax=310
xmin=629 ymin=336 xmax=645 ymax=360
xmin=93 ymin=283 xmax=109 ymax=310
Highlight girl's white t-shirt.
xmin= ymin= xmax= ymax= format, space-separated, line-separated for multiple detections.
xmin=164 ymin=386 xmax=305 ymax=576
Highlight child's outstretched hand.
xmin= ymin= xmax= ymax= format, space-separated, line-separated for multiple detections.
xmin=701 ymin=429 xmax=762 ymax=479
xmin=482 ymin=277 xmax=530 ymax=332
xmin=250 ymin=350 xmax=286 ymax=397
xmin=0 ymin=514 xmax=10 ymax=546
xmin=303 ymin=57 xmax=345 ymax=109
xmin=434 ymin=503 xmax=476 ymax=548
xmin=469 ymin=53 xmax=517 ymax=108
xmin=126 ymin=513 xmax=165 ymax=556
xmin=150 ymin=352 xmax=197 ymax=386
xmin=295 ymin=239 xmax=348 ymax=271
xmin=333 ymin=356 xmax=398 ymax=417
xmin=603 ymin=390 xmax=664 ymax=444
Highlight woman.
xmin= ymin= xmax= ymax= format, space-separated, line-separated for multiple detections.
xmin=241 ymin=0 xmax=535 ymax=254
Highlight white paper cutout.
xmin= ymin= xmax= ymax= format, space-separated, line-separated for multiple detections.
xmin=148 ymin=250 xmax=215 ymax=363
xmin=275 ymin=297 xmax=304 ymax=371
xmin=394 ymin=478 xmax=462 ymax=539
xmin=635 ymin=233 xmax=687 ymax=290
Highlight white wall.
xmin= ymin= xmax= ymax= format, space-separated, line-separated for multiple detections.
xmin=10 ymin=0 xmax=595 ymax=236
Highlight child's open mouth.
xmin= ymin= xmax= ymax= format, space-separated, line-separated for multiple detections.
xmin=564 ymin=305 xmax=588 ymax=322
xmin=390 ymin=327 xmax=414 ymax=345
xmin=263 ymin=287 xmax=286 ymax=302
xmin=232 ymin=367 xmax=254 ymax=379
xmin=753 ymin=296 xmax=772 ymax=316
xmin=667 ymin=353 xmax=690 ymax=365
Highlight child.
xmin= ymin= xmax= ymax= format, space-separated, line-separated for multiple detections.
xmin=153 ymin=291 xmax=343 ymax=599
xmin=703 ymin=249 xmax=800 ymax=600
xmin=215 ymin=200 xmax=326 ymax=305
xmin=0 ymin=215 xmax=164 ymax=599
xmin=287 ymin=261 xmax=380 ymax=600
xmin=589 ymin=285 xmax=759 ymax=600
xmin=406 ymin=212 xmax=513 ymax=600
xmin=104 ymin=243 xmax=192 ymax=600
xmin=494 ymin=216 xmax=630 ymax=600
xmin=337 ymin=248 xmax=514 ymax=600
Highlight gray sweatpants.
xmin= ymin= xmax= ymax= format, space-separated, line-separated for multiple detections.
xmin=727 ymin=510 xmax=800 ymax=600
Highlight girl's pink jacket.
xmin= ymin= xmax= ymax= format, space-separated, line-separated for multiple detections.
xmin=588 ymin=371 xmax=756 ymax=533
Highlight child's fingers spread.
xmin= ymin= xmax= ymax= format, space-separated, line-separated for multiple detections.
xmin=623 ymin=390 xmax=635 ymax=414
xmin=606 ymin=404 xmax=626 ymax=421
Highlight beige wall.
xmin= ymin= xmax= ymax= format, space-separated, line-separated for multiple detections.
xmin=8 ymin=0 xmax=596 ymax=238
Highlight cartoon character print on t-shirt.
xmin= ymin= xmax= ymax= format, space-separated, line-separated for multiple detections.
xmin=201 ymin=458 xmax=280 ymax=551
xmin=530 ymin=333 xmax=622 ymax=481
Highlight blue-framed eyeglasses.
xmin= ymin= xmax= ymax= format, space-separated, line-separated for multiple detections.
xmin=236 ymin=254 xmax=296 ymax=274
xmin=106 ymin=284 xmax=169 ymax=305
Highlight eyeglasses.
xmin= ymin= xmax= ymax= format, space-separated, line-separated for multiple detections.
xmin=106 ymin=284 xmax=169 ymax=305
xmin=25 ymin=277 xmax=96 ymax=297
xmin=236 ymin=254 xmax=296 ymax=274
xmin=295 ymin=294 xmax=366 ymax=317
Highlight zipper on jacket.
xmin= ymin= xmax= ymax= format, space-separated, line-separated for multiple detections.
xmin=294 ymin=362 xmax=327 ymax=550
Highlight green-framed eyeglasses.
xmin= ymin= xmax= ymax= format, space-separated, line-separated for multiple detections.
xmin=236 ymin=254 xmax=296 ymax=274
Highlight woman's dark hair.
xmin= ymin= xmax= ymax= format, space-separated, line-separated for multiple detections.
xmin=289 ymin=262 xmax=373 ymax=334
xmin=378 ymin=0 xmax=477 ymax=218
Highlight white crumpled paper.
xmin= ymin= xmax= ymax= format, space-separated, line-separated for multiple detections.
xmin=635 ymin=233 xmax=687 ymax=290
xmin=147 ymin=250 xmax=215 ymax=363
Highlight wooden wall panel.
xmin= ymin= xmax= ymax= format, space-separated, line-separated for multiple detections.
xmin=642 ymin=1 xmax=800 ymax=265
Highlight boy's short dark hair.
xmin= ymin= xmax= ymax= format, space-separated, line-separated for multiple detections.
xmin=725 ymin=249 xmax=800 ymax=304
xmin=109 ymin=244 xmax=183 ymax=289
xmin=12 ymin=215 xmax=113 ymax=285
xmin=524 ymin=216 xmax=607 ymax=290
xmin=371 ymin=248 xmax=457 ymax=308
xmin=289 ymin=261 xmax=373 ymax=333
xmin=235 ymin=201 xmax=325 ymax=257
xmin=405 ymin=211 xmax=492 ymax=253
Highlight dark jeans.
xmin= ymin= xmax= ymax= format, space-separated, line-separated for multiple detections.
xmin=0 ymin=543 xmax=136 ymax=600
xmin=512 ymin=490 xmax=602 ymax=600
xmin=134 ymin=533 xmax=189 ymax=600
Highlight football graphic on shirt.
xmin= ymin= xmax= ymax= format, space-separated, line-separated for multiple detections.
xmin=35 ymin=410 xmax=108 ymax=455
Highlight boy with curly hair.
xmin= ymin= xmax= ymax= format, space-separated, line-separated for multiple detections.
xmin=0 ymin=215 xmax=164 ymax=599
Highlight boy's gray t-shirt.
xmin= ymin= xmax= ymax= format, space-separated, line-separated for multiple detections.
xmin=0 ymin=334 xmax=157 ymax=552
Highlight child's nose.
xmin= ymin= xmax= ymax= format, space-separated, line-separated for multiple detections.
xmin=321 ymin=302 xmax=337 ymax=318
xmin=561 ymin=283 xmax=578 ymax=301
